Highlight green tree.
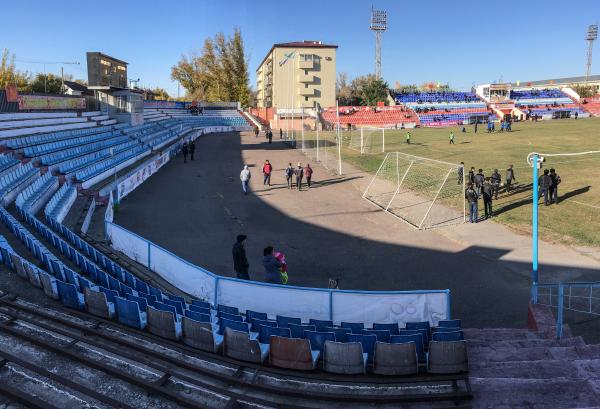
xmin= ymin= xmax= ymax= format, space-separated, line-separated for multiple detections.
xmin=29 ymin=73 xmax=64 ymax=94
xmin=151 ymin=87 xmax=171 ymax=100
xmin=356 ymin=74 xmax=389 ymax=106
xmin=0 ymin=48 xmax=30 ymax=90
xmin=171 ymin=29 xmax=251 ymax=106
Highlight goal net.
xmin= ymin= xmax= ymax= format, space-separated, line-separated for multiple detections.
xmin=348 ymin=128 xmax=385 ymax=154
xmin=363 ymin=152 xmax=465 ymax=229
xmin=300 ymin=128 xmax=342 ymax=175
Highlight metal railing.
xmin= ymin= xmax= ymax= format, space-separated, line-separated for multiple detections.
xmin=533 ymin=281 xmax=600 ymax=339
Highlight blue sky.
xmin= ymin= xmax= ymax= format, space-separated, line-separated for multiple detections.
xmin=3 ymin=0 xmax=599 ymax=97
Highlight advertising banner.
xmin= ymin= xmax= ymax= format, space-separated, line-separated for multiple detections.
xmin=117 ymin=152 xmax=169 ymax=200
xmin=18 ymin=95 xmax=86 ymax=110
xmin=5 ymin=85 xmax=18 ymax=102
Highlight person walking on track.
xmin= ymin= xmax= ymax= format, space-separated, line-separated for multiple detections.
xmin=232 ymin=235 xmax=249 ymax=280
xmin=262 ymin=160 xmax=273 ymax=186
xmin=304 ymin=164 xmax=313 ymax=189
xmin=182 ymin=141 xmax=189 ymax=163
xmin=189 ymin=140 xmax=195 ymax=161
xmin=240 ymin=165 xmax=251 ymax=195
xmin=285 ymin=163 xmax=294 ymax=189
xmin=295 ymin=163 xmax=304 ymax=191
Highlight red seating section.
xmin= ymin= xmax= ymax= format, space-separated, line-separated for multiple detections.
xmin=581 ymin=96 xmax=600 ymax=116
xmin=321 ymin=106 xmax=420 ymax=127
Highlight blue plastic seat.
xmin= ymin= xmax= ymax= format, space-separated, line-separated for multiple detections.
xmin=258 ymin=325 xmax=291 ymax=344
xmin=63 ymin=268 xmax=80 ymax=290
xmin=107 ymin=274 xmax=122 ymax=293
xmin=391 ymin=334 xmax=426 ymax=362
xmin=218 ymin=311 xmax=243 ymax=322
xmin=56 ymin=281 xmax=85 ymax=310
xmin=219 ymin=317 xmax=250 ymax=335
xmin=191 ymin=299 xmax=211 ymax=309
xmin=438 ymin=319 xmax=462 ymax=328
xmin=250 ymin=318 xmax=278 ymax=333
xmin=99 ymin=286 xmax=119 ymax=303
xmin=184 ymin=309 xmax=212 ymax=323
xmin=347 ymin=333 xmax=377 ymax=362
xmin=189 ymin=304 xmax=211 ymax=315
xmin=246 ymin=310 xmax=268 ymax=322
xmin=288 ymin=323 xmax=316 ymax=339
xmin=308 ymin=319 xmax=333 ymax=332
xmin=155 ymin=301 xmax=180 ymax=319
xmin=372 ymin=323 xmax=400 ymax=335
xmin=323 ymin=326 xmax=351 ymax=343
xmin=276 ymin=315 xmax=302 ymax=327
xmin=341 ymin=322 xmax=365 ymax=333
xmin=114 ymin=296 xmax=147 ymax=329
xmin=432 ymin=330 xmax=464 ymax=342
xmin=305 ymin=330 xmax=336 ymax=353
xmin=362 ymin=329 xmax=391 ymax=343
xmin=163 ymin=298 xmax=185 ymax=315
xmin=217 ymin=304 xmax=239 ymax=315
xmin=119 ymin=283 xmax=136 ymax=297
xmin=126 ymin=293 xmax=149 ymax=311
xmin=136 ymin=280 xmax=150 ymax=295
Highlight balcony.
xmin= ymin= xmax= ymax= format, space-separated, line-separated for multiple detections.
xmin=299 ymin=60 xmax=314 ymax=70
xmin=297 ymin=74 xmax=315 ymax=83
xmin=298 ymin=86 xmax=314 ymax=96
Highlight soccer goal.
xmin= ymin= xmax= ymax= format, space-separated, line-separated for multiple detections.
xmin=299 ymin=127 xmax=342 ymax=175
xmin=348 ymin=127 xmax=385 ymax=154
xmin=363 ymin=152 xmax=466 ymax=229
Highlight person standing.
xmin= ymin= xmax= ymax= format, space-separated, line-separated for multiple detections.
xmin=482 ymin=177 xmax=493 ymax=219
xmin=262 ymin=160 xmax=272 ymax=186
xmin=406 ymin=131 xmax=411 ymax=144
xmin=539 ymin=169 xmax=552 ymax=206
xmin=468 ymin=167 xmax=476 ymax=186
xmin=254 ymin=127 xmax=259 ymax=138
xmin=465 ymin=183 xmax=479 ymax=223
xmin=240 ymin=165 xmax=251 ymax=195
xmin=267 ymin=129 xmax=273 ymax=144
xmin=304 ymin=164 xmax=313 ymax=189
xmin=575 ymin=111 xmax=578 ymax=120
xmin=263 ymin=246 xmax=283 ymax=284
xmin=449 ymin=131 xmax=455 ymax=144
xmin=182 ymin=141 xmax=189 ymax=163
xmin=232 ymin=235 xmax=249 ymax=280
xmin=189 ymin=140 xmax=196 ymax=161
xmin=491 ymin=169 xmax=501 ymax=200
xmin=474 ymin=121 xmax=478 ymax=133
xmin=549 ymin=168 xmax=561 ymax=204
xmin=280 ymin=128 xmax=283 ymax=139
xmin=285 ymin=163 xmax=294 ymax=189
xmin=505 ymin=165 xmax=516 ymax=193
xmin=295 ymin=163 xmax=304 ymax=191
xmin=457 ymin=162 xmax=464 ymax=185
xmin=475 ymin=169 xmax=485 ymax=196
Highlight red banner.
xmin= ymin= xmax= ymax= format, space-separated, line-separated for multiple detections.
xmin=5 ymin=85 xmax=18 ymax=102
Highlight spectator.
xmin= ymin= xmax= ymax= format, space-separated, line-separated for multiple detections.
xmin=254 ymin=127 xmax=259 ymax=138
xmin=468 ymin=167 xmax=476 ymax=185
xmin=482 ymin=177 xmax=493 ymax=219
xmin=262 ymin=160 xmax=272 ymax=186
xmin=232 ymin=235 xmax=249 ymax=280
xmin=539 ymin=169 xmax=552 ymax=206
xmin=274 ymin=250 xmax=288 ymax=284
xmin=189 ymin=140 xmax=196 ymax=161
xmin=505 ymin=165 xmax=516 ymax=193
xmin=295 ymin=163 xmax=304 ymax=191
xmin=475 ymin=169 xmax=485 ymax=196
xmin=263 ymin=246 xmax=282 ymax=284
xmin=457 ymin=162 xmax=464 ymax=185
xmin=549 ymin=168 xmax=561 ymax=204
xmin=240 ymin=165 xmax=251 ymax=195
xmin=182 ymin=141 xmax=189 ymax=163
xmin=491 ymin=169 xmax=501 ymax=200
xmin=465 ymin=183 xmax=479 ymax=223
xmin=267 ymin=129 xmax=273 ymax=144
xmin=285 ymin=163 xmax=294 ymax=189
xmin=280 ymin=128 xmax=283 ymax=139
xmin=304 ymin=164 xmax=313 ymax=189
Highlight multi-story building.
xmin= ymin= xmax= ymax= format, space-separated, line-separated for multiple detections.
xmin=256 ymin=41 xmax=337 ymax=109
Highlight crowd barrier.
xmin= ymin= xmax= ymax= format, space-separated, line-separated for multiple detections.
xmin=105 ymin=221 xmax=450 ymax=326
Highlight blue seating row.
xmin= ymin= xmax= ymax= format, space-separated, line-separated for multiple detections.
xmin=74 ymin=145 xmax=149 ymax=182
xmin=0 ymin=153 xmax=20 ymax=173
xmin=394 ymin=92 xmax=481 ymax=104
xmin=0 ymin=163 xmax=38 ymax=198
xmin=60 ymin=140 xmax=139 ymax=176
xmin=40 ymin=135 xmax=133 ymax=167
xmin=3 ymin=124 xmax=116 ymax=150
xmin=15 ymin=173 xmax=57 ymax=213
xmin=23 ymin=131 xmax=116 ymax=157
xmin=45 ymin=183 xmax=76 ymax=220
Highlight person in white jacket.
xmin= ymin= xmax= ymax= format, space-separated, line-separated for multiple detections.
xmin=240 ymin=165 xmax=251 ymax=195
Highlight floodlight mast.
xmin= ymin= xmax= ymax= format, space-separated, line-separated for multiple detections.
xmin=370 ymin=7 xmax=387 ymax=79
xmin=585 ymin=24 xmax=598 ymax=83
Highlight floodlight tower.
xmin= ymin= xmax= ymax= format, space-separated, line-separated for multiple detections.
xmin=585 ymin=24 xmax=598 ymax=83
xmin=370 ymin=7 xmax=387 ymax=79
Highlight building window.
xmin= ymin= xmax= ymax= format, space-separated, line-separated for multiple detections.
xmin=304 ymin=70 xmax=308 ymax=75
xmin=305 ymin=84 xmax=308 ymax=88
xmin=305 ymin=96 xmax=308 ymax=101
xmin=300 ymin=54 xmax=313 ymax=62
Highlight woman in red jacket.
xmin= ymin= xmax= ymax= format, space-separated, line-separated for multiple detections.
xmin=262 ymin=160 xmax=273 ymax=186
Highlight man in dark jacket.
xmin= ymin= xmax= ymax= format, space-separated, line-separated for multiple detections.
xmin=189 ymin=140 xmax=196 ymax=161
xmin=474 ymin=169 xmax=485 ymax=196
xmin=232 ymin=235 xmax=249 ymax=280
xmin=295 ymin=163 xmax=304 ymax=191
xmin=482 ymin=177 xmax=493 ymax=219
xmin=549 ymin=168 xmax=561 ymax=204
xmin=490 ymin=169 xmax=501 ymax=200
xmin=505 ymin=165 xmax=516 ymax=193
xmin=182 ymin=141 xmax=188 ymax=163
xmin=457 ymin=162 xmax=464 ymax=185
xmin=468 ymin=167 xmax=476 ymax=186
xmin=263 ymin=246 xmax=282 ymax=284
xmin=539 ymin=169 xmax=553 ymax=206
xmin=465 ymin=183 xmax=479 ymax=223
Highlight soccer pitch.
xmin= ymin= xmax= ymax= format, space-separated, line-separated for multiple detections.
xmin=328 ymin=118 xmax=599 ymax=247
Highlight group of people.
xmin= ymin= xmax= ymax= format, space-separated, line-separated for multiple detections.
xmin=232 ymin=235 xmax=288 ymax=284
xmin=181 ymin=140 xmax=196 ymax=163
xmin=538 ymin=168 xmax=562 ymax=206
xmin=254 ymin=126 xmax=285 ymax=144
xmin=461 ymin=164 xmax=517 ymax=223
xmin=240 ymin=161 xmax=314 ymax=194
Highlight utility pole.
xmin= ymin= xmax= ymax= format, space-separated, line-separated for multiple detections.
xmin=370 ymin=7 xmax=387 ymax=79
xmin=16 ymin=60 xmax=80 ymax=93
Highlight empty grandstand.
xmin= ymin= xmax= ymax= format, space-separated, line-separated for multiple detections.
xmin=321 ymin=105 xmax=419 ymax=128
xmin=510 ymin=88 xmax=586 ymax=119
xmin=393 ymin=91 xmax=493 ymax=126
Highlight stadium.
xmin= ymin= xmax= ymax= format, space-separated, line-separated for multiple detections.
xmin=0 ymin=1 xmax=599 ymax=408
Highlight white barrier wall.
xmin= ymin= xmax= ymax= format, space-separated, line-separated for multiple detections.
xmin=106 ymin=220 xmax=450 ymax=324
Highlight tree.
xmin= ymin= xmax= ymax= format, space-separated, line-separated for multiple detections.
xmin=0 ymin=48 xmax=30 ymax=90
xmin=171 ymin=29 xmax=251 ymax=106
xmin=573 ymin=84 xmax=598 ymax=98
xmin=355 ymin=74 xmax=389 ymax=106
xmin=29 ymin=73 xmax=64 ymax=94
xmin=336 ymin=72 xmax=355 ymax=105
xmin=151 ymin=87 xmax=171 ymax=100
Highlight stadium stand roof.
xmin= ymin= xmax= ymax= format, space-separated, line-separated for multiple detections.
xmin=510 ymin=74 xmax=600 ymax=87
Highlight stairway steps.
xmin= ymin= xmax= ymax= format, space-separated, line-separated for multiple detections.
xmin=467 ymin=336 xmax=585 ymax=350
xmin=469 ymin=344 xmax=600 ymax=363
xmin=463 ymin=328 xmax=542 ymax=341
xmin=470 ymin=377 xmax=600 ymax=408
xmin=470 ymin=358 xmax=600 ymax=380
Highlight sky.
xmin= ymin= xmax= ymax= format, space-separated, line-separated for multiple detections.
xmin=3 ymin=0 xmax=599 ymax=97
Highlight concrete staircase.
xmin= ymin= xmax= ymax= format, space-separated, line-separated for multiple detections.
xmin=466 ymin=327 xmax=600 ymax=407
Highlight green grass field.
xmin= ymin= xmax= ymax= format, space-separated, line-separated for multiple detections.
xmin=303 ymin=118 xmax=600 ymax=247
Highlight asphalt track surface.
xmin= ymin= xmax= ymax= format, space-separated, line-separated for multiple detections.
xmin=114 ymin=131 xmax=600 ymax=330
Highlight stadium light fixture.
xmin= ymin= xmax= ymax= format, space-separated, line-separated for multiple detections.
xmin=585 ymin=24 xmax=598 ymax=83
xmin=370 ymin=7 xmax=387 ymax=79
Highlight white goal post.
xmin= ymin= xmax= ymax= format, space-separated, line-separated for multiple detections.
xmin=348 ymin=127 xmax=386 ymax=154
xmin=363 ymin=152 xmax=466 ymax=229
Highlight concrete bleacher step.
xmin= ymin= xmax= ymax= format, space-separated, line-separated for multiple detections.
xmin=463 ymin=328 xmax=543 ymax=341
xmin=91 ymin=115 xmax=110 ymax=121
xmin=467 ymin=336 xmax=586 ymax=350
xmin=469 ymin=358 xmax=600 ymax=379
xmin=99 ymin=119 xmax=117 ymax=126
xmin=80 ymin=111 xmax=102 ymax=117
xmin=468 ymin=344 xmax=600 ymax=363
